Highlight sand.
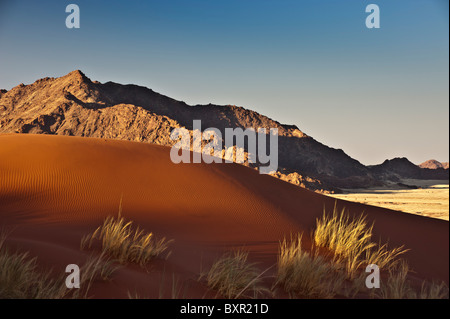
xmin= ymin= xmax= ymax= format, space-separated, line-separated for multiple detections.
xmin=0 ymin=134 xmax=448 ymax=298
xmin=330 ymin=180 xmax=449 ymax=221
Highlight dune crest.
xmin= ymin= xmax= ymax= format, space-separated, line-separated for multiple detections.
xmin=4 ymin=70 xmax=447 ymax=192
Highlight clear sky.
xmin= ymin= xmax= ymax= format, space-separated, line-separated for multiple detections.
xmin=0 ymin=0 xmax=448 ymax=165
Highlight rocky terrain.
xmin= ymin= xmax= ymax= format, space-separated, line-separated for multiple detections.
xmin=369 ymin=158 xmax=449 ymax=182
xmin=419 ymin=159 xmax=449 ymax=170
xmin=0 ymin=70 xmax=448 ymax=191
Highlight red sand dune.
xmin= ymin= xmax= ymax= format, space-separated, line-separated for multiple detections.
xmin=0 ymin=134 xmax=448 ymax=297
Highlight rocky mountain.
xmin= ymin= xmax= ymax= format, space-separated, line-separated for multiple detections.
xmin=419 ymin=159 xmax=449 ymax=170
xmin=369 ymin=158 xmax=449 ymax=181
xmin=269 ymin=170 xmax=341 ymax=194
xmin=1 ymin=70 xmax=447 ymax=191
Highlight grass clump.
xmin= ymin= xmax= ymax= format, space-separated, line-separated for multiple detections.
xmin=158 ymin=269 xmax=191 ymax=299
xmin=377 ymin=261 xmax=449 ymax=299
xmin=418 ymin=281 xmax=449 ymax=299
xmin=70 ymin=253 xmax=120 ymax=299
xmin=0 ymin=232 xmax=65 ymax=299
xmin=0 ymin=251 xmax=65 ymax=299
xmin=377 ymin=260 xmax=415 ymax=299
xmin=275 ymin=234 xmax=344 ymax=298
xmin=81 ymin=214 xmax=172 ymax=266
xmin=203 ymin=250 xmax=269 ymax=299
xmin=0 ymin=231 xmax=119 ymax=299
xmin=314 ymin=205 xmax=407 ymax=277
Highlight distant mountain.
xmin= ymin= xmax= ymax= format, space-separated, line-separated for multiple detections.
xmin=369 ymin=157 xmax=449 ymax=181
xmin=419 ymin=159 xmax=449 ymax=170
xmin=1 ymin=70 xmax=447 ymax=190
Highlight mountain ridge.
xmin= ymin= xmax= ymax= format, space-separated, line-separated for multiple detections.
xmin=1 ymin=70 xmax=447 ymax=190
xmin=419 ymin=159 xmax=449 ymax=170
xmin=369 ymin=157 xmax=448 ymax=181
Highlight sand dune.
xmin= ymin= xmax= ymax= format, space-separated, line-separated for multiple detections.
xmin=0 ymin=134 xmax=448 ymax=297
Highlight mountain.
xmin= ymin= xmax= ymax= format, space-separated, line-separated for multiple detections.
xmin=419 ymin=159 xmax=449 ymax=170
xmin=1 ymin=70 xmax=447 ymax=190
xmin=369 ymin=157 xmax=449 ymax=181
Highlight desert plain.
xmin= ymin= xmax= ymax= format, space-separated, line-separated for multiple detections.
xmin=330 ymin=180 xmax=449 ymax=221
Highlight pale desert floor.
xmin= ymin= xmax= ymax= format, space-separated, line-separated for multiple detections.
xmin=330 ymin=179 xmax=450 ymax=221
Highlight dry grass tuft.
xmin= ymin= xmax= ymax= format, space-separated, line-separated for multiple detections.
xmin=70 ymin=253 xmax=120 ymax=299
xmin=0 ymin=230 xmax=120 ymax=299
xmin=377 ymin=260 xmax=416 ymax=299
xmin=314 ymin=205 xmax=407 ymax=277
xmin=81 ymin=214 xmax=172 ymax=266
xmin=275 ymin=234 xmax=345 ymax=298
xmin=418 ymin=281 xmax=449 ymax=299
xmin=377 ymin=261 xmax=449 ymax=299
xmin=203 ymin=250 xmax=270 ymax=299
xmin=0 ymin=231 xmax=66 ymax=299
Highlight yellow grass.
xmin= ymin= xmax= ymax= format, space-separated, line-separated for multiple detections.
xmin=72 ymin=253 xmax=120 ymax=299
xmin=203 ymin=250 xmax=270 ymax=299
xmin=0 ymin=231 xmax=66 ymax=299
xmin=377 ymin=260 xmax=415 ymax=299
xmin=0 ymin=251 xmax=65 ymax=299
xmin=377 ymin=261 xmax=449 ymax=299
xmin=419 ymin=281 xmax=449 ymax=299
xmin=276 ymin=234 xmax=345 ymax=298
xmin=0 ymin=231 xmax=118 ymax=299
xmin=81 ymin=214 xmax=172 ymax=266
xmin=314 ymin=206 xmax=407 ymax=277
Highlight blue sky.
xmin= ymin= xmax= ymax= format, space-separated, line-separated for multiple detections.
xmin=0 ymin=0 xmax=448 ymax=165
